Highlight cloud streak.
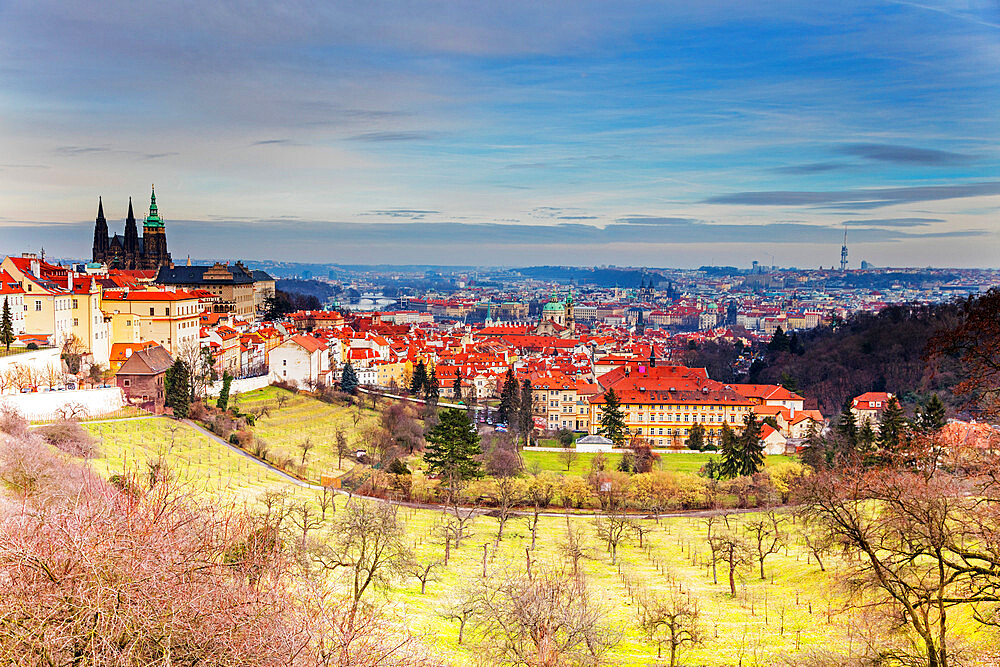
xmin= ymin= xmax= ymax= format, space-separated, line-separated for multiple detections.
xmin=838 ymin=143 xmax=976 ymax=165
xmin=705 ymin=181 xmax=1000 ymax=208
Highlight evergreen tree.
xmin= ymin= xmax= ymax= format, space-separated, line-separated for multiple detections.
xmin=216 ymin=371 xmax=233 ymax=411
xmin=857 ymin=420 xmax=877 ymax=452
xmin=779 ymin=371 xmax=800 ymax=394
xmin=877 ymin=396 xmax=907 ymax=451
xmin=721 ymin=413 xmax=765 ymax=478
xmin=617 ymin=451 xmax=634 ymax=473
xmin=598 ymin=388 xmax=627 ymax=447
xmin=518 ymin=379 xmax=534 ymax=446
xmin=0 ymin=297 xmax=13 ymax=351
xmin=340 ymin=362 xmax=359 ymax=394
xmin=835 ymin=401 xmax=858 ymax=450
xmin=164 ymin=360 xmax=191 ymax=418
xmin=768 ymin=327 xmax=791 ymax=353
xmin=917 ymin=394 xmax=947 ymax=432
xmin=685 ymin=423 xmax=706 ymax=451
xmin=788 ymin=332 xmax=805 ymax=355
xmin=410 ymin=360 xmax=427 ymax=395
xmin=424 ymin=408 xmax=482 ymax=493
xmin=452 ymin=369 xmax=462 ymax=401
xmin=424 ymin=364 xmax=439 ymax=403
xmin=497 ymin=368 xmax=520 ymax=425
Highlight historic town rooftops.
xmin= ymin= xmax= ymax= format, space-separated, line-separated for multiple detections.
xmin=852 ymin=392 xmax=894 ymax=410
xmin=156 ymin=262 xmax=256 ymax=285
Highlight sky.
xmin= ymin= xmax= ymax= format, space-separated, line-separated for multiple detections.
xmin=1 ymin=0 xmax=998 ymax=268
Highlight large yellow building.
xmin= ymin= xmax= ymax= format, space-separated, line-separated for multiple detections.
xmin=101 ymin=289 xmax=202 ymax=356
xmin=1 ymin=254 xmax=73 ymax=346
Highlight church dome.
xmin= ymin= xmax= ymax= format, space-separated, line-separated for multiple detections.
xmin=543 ymin=301 xmax=564 ymax=312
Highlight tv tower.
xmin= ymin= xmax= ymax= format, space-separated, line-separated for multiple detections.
xmin=840 ymin=227 xmax=848 ymax=272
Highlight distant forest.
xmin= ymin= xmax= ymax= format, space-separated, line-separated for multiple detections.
xmin=687 ymin=302 xmax=967 ymax=417
xmin=275 ymin=279 xmax=340 ymax=302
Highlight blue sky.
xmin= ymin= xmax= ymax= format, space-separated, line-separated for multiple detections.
xmin=1 ymin=1 xmax=998 ymax=267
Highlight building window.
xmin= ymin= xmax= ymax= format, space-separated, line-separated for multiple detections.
xmin=72 ymin=299 xmax=78 ymax=309
xmin=73 ymin=318 xmax=78 ymax=326
xmin=123 ymin=379 xmax=130 ymax=387
xmin=35 ymin=300 xmax=42 ymax=311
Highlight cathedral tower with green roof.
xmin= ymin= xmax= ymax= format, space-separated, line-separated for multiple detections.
xmin=92 ymin=185 xmax=172 ymax=270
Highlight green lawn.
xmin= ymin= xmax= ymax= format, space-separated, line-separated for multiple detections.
xmin=522 ymin=449 xmax=793 ymax=475
xmin=233 ymin=387 xmax=379 ymax=482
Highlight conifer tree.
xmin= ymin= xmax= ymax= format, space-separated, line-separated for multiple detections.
xmin=452 ymin=369 xmax=462 ymax=401
xmin=519 ymin=378 xmax=534 ymax=446
xmin=877 ymin=396 xmax=907 ymax=451
xmin=768 ymin=327 xmax=790 ymax=353
xmin=410 ymin=360 xmax=428 ymax=395
xmin=164 ymin=360 xmax=191 ymax=418
xmin=685 ymin=423 xmax=706 ymax=451
xmin=424 ymin=408 xmax=482 ymax=494
xmin=425 ymin=364 xmax=439 ymax=403
xmin=835 ymin=401 xmax=858 ymax=449
xmin=216 ymin=371 xmax=233 ymax=411
xmin=497 ymin=368 xmax=520 ymax=425
xmin=0 ymin=297 xmax=13 ymax=351
xmin=598 ymin=388 xmax=627 ymax=447
xmin=917 ymin=394 xmax=947 ymax=432
xmin=721 ymin=413 xmax=765 ymax=478
xmin=340 ymin=361 xmax=359 ymax=394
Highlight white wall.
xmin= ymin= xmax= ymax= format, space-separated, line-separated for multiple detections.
xmin=0 ymin=387 xmax=124 ymax=420
xmin=0 ymin=347 xmax=62 ymax=389
xmin=206 ymin=375 xmax=270 ymax=397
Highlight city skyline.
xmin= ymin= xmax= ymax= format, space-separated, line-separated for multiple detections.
xmin=1 ymin=1 xmax=998 ymax=267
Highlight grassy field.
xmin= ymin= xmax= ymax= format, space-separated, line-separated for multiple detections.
xmin=84 ymin=417 xmax=292 ymax=500
xmin=233 ymin=387 xmax=379 ymax=481
xmin=522 ymin=449 xmax=793 ymax=476
xmin=78 ymin=416 xmax=995 ymax=665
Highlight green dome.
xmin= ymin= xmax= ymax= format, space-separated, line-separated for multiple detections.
xmin=543 ymin=301 xmax=564 ymax=312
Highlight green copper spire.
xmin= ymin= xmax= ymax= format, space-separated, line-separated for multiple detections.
xmin=144 ymin=184 xmax=164 ymax=227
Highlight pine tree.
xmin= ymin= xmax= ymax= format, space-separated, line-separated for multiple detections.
xmin=424 ymin=364 xmax=439 ymax=403
xmin=424 ymin=408 xmax=482 ymax=493
xmin=452 ymin=369 xmax=462 ymax=401
xmin=598 ymin=388 xmax=627 ymax=447
xmin=685 ymin=423 xmax=706 ymax=451
xmin=164 ymin=360 xmax=191 ymax=418
xmin=835 ymin=401 xmax=858 ymax=450
xmin=0 ymin=297 xmax=13 ymax=351
xmin=497 ymin=368 xmax=520 ymax=425
xmin=410 ymin=360 xmax=427 ymax=395
xmin=768 ymin=327 xmax=790 ymax=353
xmin=877 ymin=397 xmax=907 ymax=451
xmin=519 ymin=379 xmax=534 ymax=446
xmin=721 ymin=413 xmax=765 ymax=478
xmin=216 ymin=371 xmax=233 ymax=411
xmin=340 ymin=361 xmax=359 ymax=394
xmin=918 ymin=394 xmax=947 ymax=432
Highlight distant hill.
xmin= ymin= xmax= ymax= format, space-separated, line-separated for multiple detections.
xmin=514 ymin=266 xmax=661 ymax=287
xmin=757 ymin=304 xmax=965 ymax=415
xmin=686 ymin=302 xmax=966 ymax=416
xmin=275 ymin=279 xmax=340 ymax=302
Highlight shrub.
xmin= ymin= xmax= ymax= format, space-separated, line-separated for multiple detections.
xmin=0 ymin=407 xmax=28 ymax=438
xmin=37 ymin=419 xmax=100 ymax=458
xmin=233 ymin=430 xmax=254 ymax=448
xmin=187 ymin=400 xmax=209 ymax=421
xmin=273 ymin=379 xmax=298 ymax=394
xmin=26 ymin=342 xmax=38 ymax=350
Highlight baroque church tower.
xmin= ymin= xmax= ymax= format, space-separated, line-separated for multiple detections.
xmin=92 ymin=186 xmax=172 ymax=270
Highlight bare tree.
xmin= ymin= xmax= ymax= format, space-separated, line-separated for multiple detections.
xmin=311 ymin=500 xmax=412 ymax=621
xmin=560 ymin=445 xmax=578 ymax=472
xmin=594 ymin=506 xmax=633 ymax=565
xmin=290 ymin=500 xmax=323 ymax=551
xmin=559 ymin=516 xmax=591 ymax=577
xmin=483 ymin=475 xmax=525 ymax=548
xmin=438 ymin=578 xmax=485 ymax=645
xmin=744 ymin=509 xmax=785 ymax=580
xmin=318 ymin=485 xmax=336 ymax=520
xmin=407 ymin=558 xmax=443 ymax=594
xmin=525 ymin=472 xmax=557 ymax=550
xmin=639 ymin=586 xmax=703 ymax=667
xmin=710 ymin=527 xmax=752 ymax=597
xmin=335 ymin=427 xmax=350 ymax=469
xmin=472 ymin=567 xmax=618 ymax=666
xmin=298 ymin=436 xmax=315 ymax=467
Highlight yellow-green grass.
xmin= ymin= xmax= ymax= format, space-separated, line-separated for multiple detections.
xmin=386 ymin=506 xmax=852 ymax=666
xmin=233 ymin=388 xmax=380 ymax=482
xmin=522 ymin=450 xmax=793 ymax=475
xmin=76 ymin=418 xmax=990 ymax=664
xmin=84 ymin=417 xmax=293 ymax=501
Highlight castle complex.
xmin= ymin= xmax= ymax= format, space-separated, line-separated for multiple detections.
xmin=92 ymin=186 xmax=172 ymax=271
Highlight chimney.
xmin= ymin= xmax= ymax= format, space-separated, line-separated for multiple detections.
xmin=67 ymin=272 xmax=73 ymax=291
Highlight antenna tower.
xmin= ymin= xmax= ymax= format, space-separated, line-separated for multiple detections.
xmin=840 ymin=227 xmax=848 ymax=272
